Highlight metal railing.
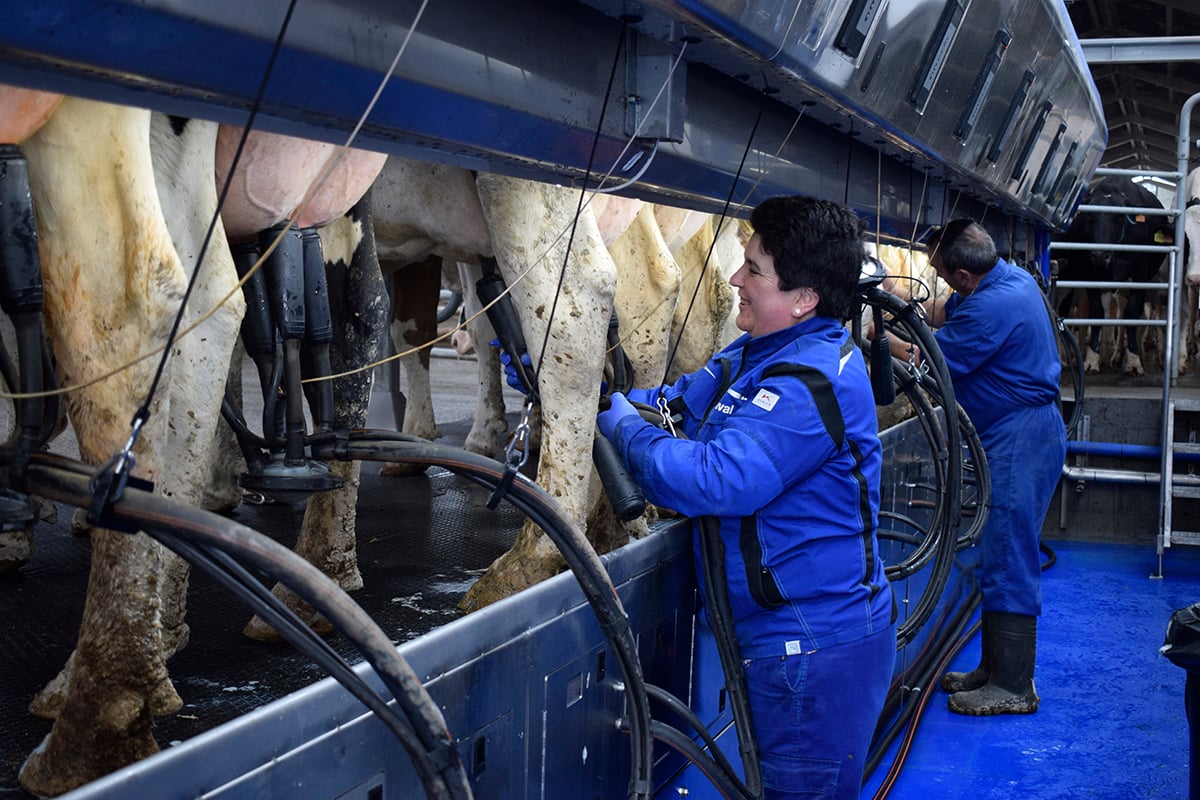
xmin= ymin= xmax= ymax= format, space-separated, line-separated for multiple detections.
xmin=1049 ymin=90 xmax=1200 ymax=572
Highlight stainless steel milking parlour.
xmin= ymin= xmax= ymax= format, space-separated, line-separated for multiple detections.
xmin=0 ymin=1 xmax=1103 ymax=798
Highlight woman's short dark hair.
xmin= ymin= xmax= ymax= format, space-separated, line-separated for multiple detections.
xmin=923 ymin=219 xmax=997 ymax=275
xmin=749 ymin=196 xmax=866 ymax=322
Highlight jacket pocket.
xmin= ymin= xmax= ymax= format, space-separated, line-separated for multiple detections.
xmin=740 ymin=515 xmax=785 ymax=608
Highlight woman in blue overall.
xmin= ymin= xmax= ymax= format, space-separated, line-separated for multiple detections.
xmin=597 ymin=196 xmax=895 ymax=799
xmin=911 ymin=219 xmax=1066 ymax=715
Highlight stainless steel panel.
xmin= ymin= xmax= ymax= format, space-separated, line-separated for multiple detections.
xmin=0 ymin=0 xmax=1103 ymax=232
xmin=589 ymin=0 xmax=1107 ymax=227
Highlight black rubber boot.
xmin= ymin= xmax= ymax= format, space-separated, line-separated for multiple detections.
xmin=948 ymin=612 xmax=1039 ymax=716
xmin=940 ymin=612 xmax=992 ymax=693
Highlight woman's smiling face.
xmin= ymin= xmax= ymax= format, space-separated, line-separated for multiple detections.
xmin=729 ymin=233 xmax=816 ymax=337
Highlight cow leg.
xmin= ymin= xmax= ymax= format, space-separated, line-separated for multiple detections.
xmin=22 ymin=533 xmax=176 ymax=796
xmin=460 ymin=174 xmax=618 ymax=612
xmin=667 ymin=216 xmax=735 ymax=378
xmin=610 ymin=204 xmax=681 ymax=384
xmin=379 ymin=254 xmax=442 ymax=479
xmin=1122 ymin=287 xmax=1146 ymax=376
xmin=244 ymin=194 xmax=387 ymax=640
xmin=1181 ymin=285 xmax=1198 ymax=375
xmin=18 ymin=98 xmax=185 ymax=796
xmin=457 ymin=260 xmax=510 ymax=458
xmin=1083 ymin=288 xmax=1103 ymax=373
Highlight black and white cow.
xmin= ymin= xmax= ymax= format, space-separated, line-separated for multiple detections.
xmin=1056 ymin=175 xmax=1168 ymax=376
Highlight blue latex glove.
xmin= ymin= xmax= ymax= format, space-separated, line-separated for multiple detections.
xmin=491 ymin=338 xmax=533 ymax=393
xmin=597 ymin=391 xmax=639 ymax=440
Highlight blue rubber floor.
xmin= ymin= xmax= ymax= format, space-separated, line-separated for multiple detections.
xmin=862 ymin=539 xmax=1200 ymax=800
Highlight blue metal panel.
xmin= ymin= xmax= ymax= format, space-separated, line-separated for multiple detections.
xmin=57 ymin=413 xmax=970 ymax=800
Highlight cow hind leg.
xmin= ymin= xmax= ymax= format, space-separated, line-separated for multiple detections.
xmin=1121 ymin=289 xmax=1146 ymax=376
xmin=457 ymin=260 xmax=511 ymax=458
xmin=459 ymin=174 xmax=621 ymax=612
xmin=19 ymin=98 xmax=190 ymax=795
xmin=22 ymin=532 xmax=178 ymax=796
xmin=381 ymin=255 xmax=443 ymax=477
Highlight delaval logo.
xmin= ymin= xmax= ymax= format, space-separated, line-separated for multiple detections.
xmin=714 ymin=388 xmax=746 ymax=416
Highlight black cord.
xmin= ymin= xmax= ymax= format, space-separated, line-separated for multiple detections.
xmin=151 ymin=531 xmax=434 ymax=777
xmin=696 ymin=517 xmax=763 ymax=798
xmin=645 ymin=682 xmax=748 ymax=796
xmin=616 ymin=718 xmax=751 ymax=800
xmin=864 ymin=288 xmax=964 ymax=647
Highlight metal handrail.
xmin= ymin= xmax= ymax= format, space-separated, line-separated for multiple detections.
xmin=1051 ymin=241 xmax=1174 ymax=253
xmin=1159 ymin=91 xmax=1200 ymax=567
xmin=1054 ymin=153 xmax=1188 ymax=569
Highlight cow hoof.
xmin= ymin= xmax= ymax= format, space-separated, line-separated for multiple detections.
xmin=29 ymin=662 xmax=71 ymax=719
xmin=20 ymin=694 xmax=161 ymax=798
xmin=69 ymin=507 xmax=93 ymax=536
xmin=1083 ymin=350 xmax=1101 ymax=374
xmin=30 ymin=655 xmax=181 ymax=721
xmin=463 ymin=424 xmax=508 ymax=459
xmin=0 ymin=528 xmax=34 ymax=573
xmin=244 ymin=611 xmax=335 ymax=642
xmin=1124 ymin=354 xmax=1145 ymax=376
xmin=458 ymin=526 xmax=566 ymax=613
xmin=243 ymin=585 xmax=336 ymax=642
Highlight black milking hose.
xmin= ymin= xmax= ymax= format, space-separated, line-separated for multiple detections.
xmin=477 ymin=271 xmax=646 ymax=522
xmin=300 ymin=227 xmax=335 ymax=432
xmin=153 ymin=531 xmax=430 ymax=765
xmin=16 ymin=451 xmax=471 ymax=800
xmin=645 ymin=683 xmax=750 ymax=799
xmin=309 ymin=431 xmax=656 ymax=800
xmin=880 ymin=356 xmax=949 ymax=580
xmin=616 ymin=718 xmax=751 ymax=800
xmin=475 ymin=272 xmax=537 ymax=398
xmin=0 ymin=146 xmax=50 ymax=461
xmin=697 ymin=516 xmax=763 ymax=799
xmin=871 ymin=303 xmax=897 ymax=405
xmin=864 ymin=288 xmax=963 ymax=647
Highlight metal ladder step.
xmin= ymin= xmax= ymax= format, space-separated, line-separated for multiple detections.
xmin=1171 ymin=397 xmax=1200 ymax=414
xmin=1167 ymin=530 xmax=1200 ymax=547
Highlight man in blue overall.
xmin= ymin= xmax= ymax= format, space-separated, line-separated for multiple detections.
xmin=914 ymin=219 xmax=1066 ymax=715
xmin=597 ymin=196 xmax=895 ymax=799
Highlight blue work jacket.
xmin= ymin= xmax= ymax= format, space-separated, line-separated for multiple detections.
xmin=937 ymin=258 xmax=1062 ymax=433
xmin=609 ymin=317 xmax=893 ymax=657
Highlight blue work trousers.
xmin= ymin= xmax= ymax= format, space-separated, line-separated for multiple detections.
xmin=977 ymin=403 xmax=1066 ymax=617
xmin=743 ymin=624 xmax=895 ymax=799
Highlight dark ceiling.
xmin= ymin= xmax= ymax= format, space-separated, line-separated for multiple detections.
xmin=1067 ymin=0 xmax=1200 ymax=175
